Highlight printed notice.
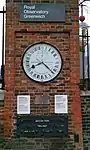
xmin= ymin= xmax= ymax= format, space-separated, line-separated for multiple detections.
xmin=17 ymin=95 xmax=30 ymax=114
xmin=55 ymin=95 xmax=68 ymax=114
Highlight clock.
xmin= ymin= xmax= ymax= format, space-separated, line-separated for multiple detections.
xmin=22 ymin=42 xmax=63 ymax=82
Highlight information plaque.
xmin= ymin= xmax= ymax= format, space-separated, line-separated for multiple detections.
xmin=55 ymin=95 xmax=68 ymax=114
xmin=17 ymin=95 xmax=30 ymax=114
xmin=16 ymin=115 xmax=68 ymax=137
xmin=20 ymin=4 xmax=65 ymax=22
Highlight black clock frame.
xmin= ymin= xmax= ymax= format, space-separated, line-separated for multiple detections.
xmin=21 ymin=42 xmax=63 ymax=83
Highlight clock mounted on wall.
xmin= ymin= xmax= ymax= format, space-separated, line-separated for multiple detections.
xmin=22 ymin=42 xmax=63 ymax=82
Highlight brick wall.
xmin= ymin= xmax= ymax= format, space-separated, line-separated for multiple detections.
xmin=4 ymin=0 xmax=83 ymax=149
xmin=81 ymin=91 xmax=90 ymax=150
xmin=0 ymin=90 xmax=4 ymax=136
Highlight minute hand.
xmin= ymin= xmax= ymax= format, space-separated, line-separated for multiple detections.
xmin=42 ymin=62 xmax=54 ymax=74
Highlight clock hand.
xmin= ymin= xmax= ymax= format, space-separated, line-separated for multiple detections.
xmin=36 ymin=58 xmax=54 ymax=74
xmin=31 ymin=62 xmax=42 ymax=69
xmin=35 ymin=62 xmax=42 ymax=67
xmin=42 ymin=62 xmax=54 ymax=74
xmin=36 ymin=58 xmax=42 ymax=63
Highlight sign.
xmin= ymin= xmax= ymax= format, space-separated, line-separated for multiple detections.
xmin=55 ymin=95 xmax=68 ymax=114
xmin=16 ymin=115 xmax=68 ymax=137
xmin=20 ymin=4 xmax=65 ymax=22
xmin=17 ymin=95 xmax=30 ymax=114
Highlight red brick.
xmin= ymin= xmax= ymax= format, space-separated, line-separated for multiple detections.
xmin=4 ymin=0 xmax=83 ymax=149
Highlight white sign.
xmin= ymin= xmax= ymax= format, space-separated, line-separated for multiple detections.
xmin=55 ymin=95 xmax=68 ymax=114
xmin=17 ymin=95 xmax=30 ymax=114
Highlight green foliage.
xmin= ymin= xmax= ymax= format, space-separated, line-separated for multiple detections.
xmin=0 ymin=136 xmax=6 ymax=148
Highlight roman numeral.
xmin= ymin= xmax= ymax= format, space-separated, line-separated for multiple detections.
xmin=51 ymin=51 xmax=54 ymax=54
xmin=30 ymin=71 xmax=33 ymax=75
xmin=26 ymin=60 xmax=29 ymax=63
xmin=33 ymin=74 xmax=37 ymax=77
xmin=38 ymin=46 xmax=40 ymax=50
xmin=41 ymin=75 xmax=44 ymax=79
xmin=37 ymin=75 xmax=40 ymax=79
xmin=26 ymin=64 xmax=29 ymax=67
xmin=55 ymin=61 xmax=59 ymax=64
xmin=55 ymin=65 xmax=59 ymax=68
xmin=48 ymin=74 xmax=51 ymax=77
xmin=26 ymin=57 xmax=30 ymax=60
xmin=27 ymin=68 xmax=31 ymax=72
xmin=53 ymin=54 xmax=57 ymax=57
xmin=48 ymin=48 xmax=51 ymax=52
xmin=45 ymin=47 xmax=47 ymax=51
xmin=45 ymin=75 xmax=48 ymax=79
xmin=53 ymin=68 xmax=57 ymax=72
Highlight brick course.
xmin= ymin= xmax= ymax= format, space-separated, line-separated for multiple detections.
xmin=4 ymin=0 xmax=83 ymax=149
xmin=81 ymin=92 xmax=90 ymax=150
xmin=0 ymin=90 xmax=4 ymax=136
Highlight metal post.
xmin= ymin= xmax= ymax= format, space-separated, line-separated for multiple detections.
xmin=81 ymin=4 xmax=85 ymax=90
xmin=82 ymin=29 xmax=85 ymax=89
xmin=0 ymin=7 xmax=6 ymax=89
xmin=87 ymin=29 xmax=89 ymax=89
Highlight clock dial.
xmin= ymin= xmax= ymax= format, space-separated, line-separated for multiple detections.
xmin=22 ymin=42 xmax=63 ymax=82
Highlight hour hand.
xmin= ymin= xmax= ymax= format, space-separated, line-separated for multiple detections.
xmin=31 ymin=62 xmax=42 ymax=69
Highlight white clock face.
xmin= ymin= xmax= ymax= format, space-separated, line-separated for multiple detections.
xmin=22 ymin=42 xmax=63 ymax=82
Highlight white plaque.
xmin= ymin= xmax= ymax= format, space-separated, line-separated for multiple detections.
xmin=55 ymin=95 xmax=68 ymax=114
xmin=17 ymin=95 xmax=30 ymax=114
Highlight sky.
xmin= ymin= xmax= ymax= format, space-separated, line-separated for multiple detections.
xmin=0 ymin=1 xmax=90 ymax=66
xmin=80 ymin=1 xmax=90 ymax=28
